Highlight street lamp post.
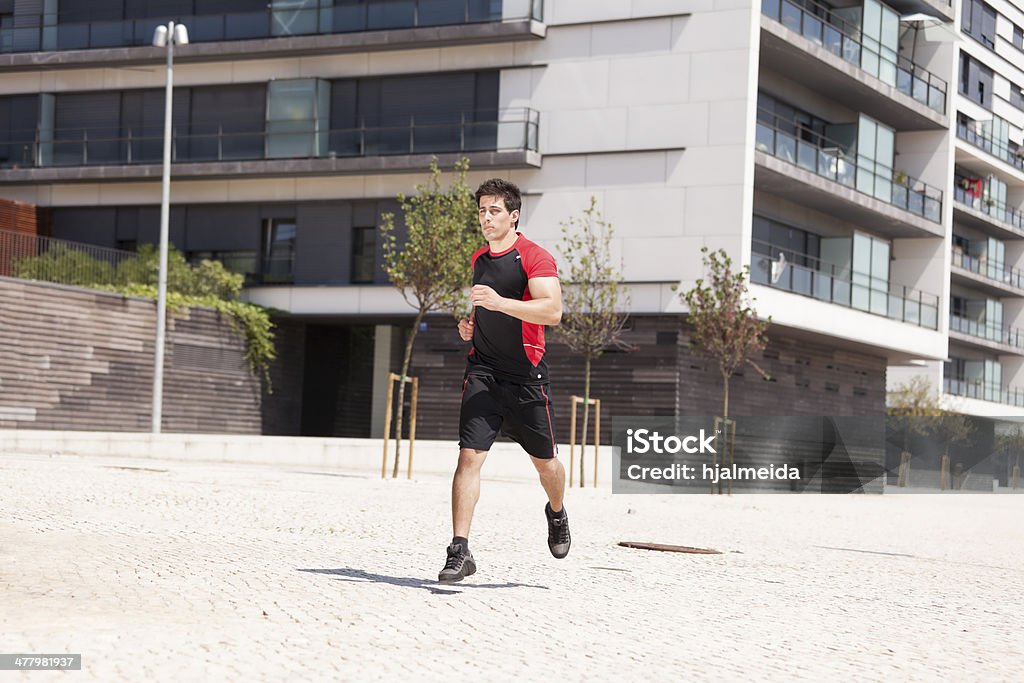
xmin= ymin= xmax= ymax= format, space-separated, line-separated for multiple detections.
xmin=151 ymin=21 xmax=189 ymax=434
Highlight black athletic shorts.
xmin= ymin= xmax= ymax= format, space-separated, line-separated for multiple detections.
xmin=458 ymin=372 xmax=557 ymax=458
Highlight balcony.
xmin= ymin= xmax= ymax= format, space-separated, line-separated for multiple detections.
xmin=754 ymin=113 xmax=943 ymax=237
xmin=953 ymin=185 xmax=1024 ymax=240
xmin=949 ymin=313 xmax=1024 ymax=353
xmin=759 ymin=0 xmax=948 ymax=130
xmin=956 ymin=120 xmax=1024 ymax=175
xmin=750 ymin=240 xmax=939 ymax=330
xmin=0 ymin=108 xmax=541 ymax=183
xmin=0 ymin=0 xmax=545 ymax=68
xmin=944 ymin=377 xmax=1024 ymax=408
xmin=950 ymin=246 xmax=1024 ymax=297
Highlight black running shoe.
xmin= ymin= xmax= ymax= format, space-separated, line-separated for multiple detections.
xmin=437 ymin=541 xmax=476 ymax=583
xmin=545 ymin=503 xmax=571 ymax=559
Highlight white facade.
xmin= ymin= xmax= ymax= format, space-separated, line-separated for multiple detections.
xmin=7 ymin=0 xmax=1024 ymax=416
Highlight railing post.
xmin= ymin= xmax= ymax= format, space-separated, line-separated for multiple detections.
xmin=218 ymin=123 xmax=223 ymax=161
xmin=460 ymin=111 xmax=466 ymax=151
xmin=82 ymin=129 xmax=88 ymax=165
xmin=409 ymin=115 xmax=415 ymax=154
xmin=127 ymin=127 xmax=133 ymax=164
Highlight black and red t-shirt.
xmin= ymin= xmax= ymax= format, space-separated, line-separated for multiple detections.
xmin=467 ymin=233 xmax=558 ymax=384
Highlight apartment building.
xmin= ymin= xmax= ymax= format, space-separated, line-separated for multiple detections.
xmin=3 ymin=0 xmax=1015 ymax=437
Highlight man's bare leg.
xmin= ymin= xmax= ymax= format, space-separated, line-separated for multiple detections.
xmin=439 ymin=448 xmax=488 ymax=583
xmin=452 ymin=448 xmax=488 ymax=538
xmin=532 ymin=455 xmax=571 ymax=558
xmin=530 ymin=455 xmax=566 ymax=512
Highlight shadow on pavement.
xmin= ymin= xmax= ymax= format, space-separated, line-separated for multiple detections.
xmin=297 ymin=568 xmax=549 ymax=595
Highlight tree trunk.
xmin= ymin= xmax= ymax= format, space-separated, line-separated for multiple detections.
xmin=580 ymin=354 xmax=592 ymax=488
xmin=718 ymin=373 xmax=731 ymax=494
xmin=392 ymin=309 xmax=425 ymax=478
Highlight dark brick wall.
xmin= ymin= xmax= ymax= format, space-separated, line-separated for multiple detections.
xmin=1 ymin=276 xmax=261 ymax=433
xmin=403 ymin=315 xmax=887 ymax=445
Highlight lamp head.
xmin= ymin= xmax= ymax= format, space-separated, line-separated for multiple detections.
xmin=173 ymin=24 xmax=189 ymax=46
xmin=152 ymin=25 xmax=168 ymax=47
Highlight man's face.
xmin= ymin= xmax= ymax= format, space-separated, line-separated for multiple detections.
xmin=478 ymin=195 xmax=519 ymax=240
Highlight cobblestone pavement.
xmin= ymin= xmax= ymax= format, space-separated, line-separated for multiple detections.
xmin=2 ymin=452 xmax=1022 ymax=682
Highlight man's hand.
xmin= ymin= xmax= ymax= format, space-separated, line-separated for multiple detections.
xmin=457 ymin=314 xmax=475 ymax=341
xmin=471 ymin=285 xmax=505 ymax=312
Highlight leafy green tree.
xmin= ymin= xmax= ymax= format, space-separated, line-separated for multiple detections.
xmin=887 ymin=377 xmax=944 ymax=486
xmin=380 ymin=157 xmax=482 ymax=477
xmin=679 ymin=247 xmax=770 ymax=493
xmin=558 ymin=197 xmax=628 ymax=487
xmin=680 ymin=246 xmax=770 ymax=424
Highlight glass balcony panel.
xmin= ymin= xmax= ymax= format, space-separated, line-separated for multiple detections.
xmin=781 ymin=1 xmax=801 ymax=32
xmin=755 ymin=123 xmax=774 ymax=153
xmin=802 ymin=15 xmax=823 ymax=44
xmin=368 ymin=0 xmax=416 ymax=29
xmin=775 ymin=131 xmax=796 ymax=163
xmin=796 ymin=139 xmax=817 ymax=172
xmin=224 ymin=11 xmax=269 ymax=40
xmin=823 ymin=25 xmax=841 ymax=56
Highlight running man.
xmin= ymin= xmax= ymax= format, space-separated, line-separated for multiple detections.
xmin=438 ymin=178 xmax=570 ymax=583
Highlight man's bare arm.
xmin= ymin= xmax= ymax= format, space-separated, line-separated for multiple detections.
xmin=470 ymin=277 xmax=562 ymax=326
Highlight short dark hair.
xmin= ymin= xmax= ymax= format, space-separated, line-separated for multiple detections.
xmin=475 ymin=178 xmax=522 ymax=226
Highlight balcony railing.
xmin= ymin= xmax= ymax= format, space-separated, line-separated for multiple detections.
xmin=755 ymin=112 xmax=943 ymax=223
xmin=0 ymin=227 xmax=135 ymax=285
xmin=953 ymin=185 xmax=1024 ymax=233
xmin=760 ymin=0 xmax=946 ymax=114
xmin=750 ymin=239 xmax=939 ymax=329
xmin=956 ymin=120 xmax=1024 ymax=172
xmin=0 ymin=0 xmax=544 ymax=54
xmin=949 ymin=313 xmax=1024 ymax=349
xmin=950 ymin=246 xmax=1024 ymax=290
xmin=944 ymin=377 xmax=1024 ymax=407
xmin=0 ymin=109 xmax=539 ymax=170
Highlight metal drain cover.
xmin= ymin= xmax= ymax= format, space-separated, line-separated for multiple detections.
xmin=618 ymin=541 xmax=722 ymax=554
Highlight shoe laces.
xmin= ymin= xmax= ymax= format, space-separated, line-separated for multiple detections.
xmin=444 ymin=544 xmax=465 ymax=571
xmin=549 ymin=515 xmax=570 ymax=544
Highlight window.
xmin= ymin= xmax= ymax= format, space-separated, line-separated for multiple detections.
xmin=959 ymin=53 xmax=994 ymax=108
xmin=350 ymin=226 xmax=376 ymax=284
xmin=0 ymin=95 xmax=38 ymax=168
xmin=189 ymin=250 xmax=259 ymax=281
xmin=851 ymin=232 xmax=890 ymax=316
xmin=962 ymin=0 xmax=997 ymax=48
xmin=262 ymin=218 xmax=296 ymax=284
xmin=1015 ymin=24 xmax=1024 ymax=50
xmin=1012 ymin=85 xmax=1024 ymax=111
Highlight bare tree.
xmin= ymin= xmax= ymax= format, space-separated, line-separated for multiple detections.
xmin=558 ymin=197 xmax=629 ymax=486
xmin=380 ymin=157 xmax=481 ymax=478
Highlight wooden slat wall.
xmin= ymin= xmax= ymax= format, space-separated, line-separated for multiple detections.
xmin=0 ymin=276 xmax=261 ymax=433
xmin=403 ymin=314 xmax=887 ymax=445
xmin=0 ymin=199 xmax=37 ymax=236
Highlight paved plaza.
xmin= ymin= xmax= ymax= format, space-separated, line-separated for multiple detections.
xmin=2 ymin=451 xmax=1022 ymax=681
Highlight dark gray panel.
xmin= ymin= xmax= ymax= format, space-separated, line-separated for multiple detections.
xmin=187 ymin=84 xmax=266 ymax=162
xmin=51 ymin=207 xmax=118 ymax=247
xmin=54 ymin=92 xmax=122 ymax=166
xmin=259 ymin=203 xmax=297 ymax=220
xmin=185 ymin=204 xmax=260 ymax=250
xmin=295 ymin=202 xmax=349 ymax=285
xmin=136 ymin=206 xmax=186 ymax=248
xmin=196 ymin=0 xmax=266 ymax=13
xmin=115 ymin=206 xmax=138 ymax=241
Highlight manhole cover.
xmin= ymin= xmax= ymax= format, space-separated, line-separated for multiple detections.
xmin=618 ymin=541 xmax=721 ymax=554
